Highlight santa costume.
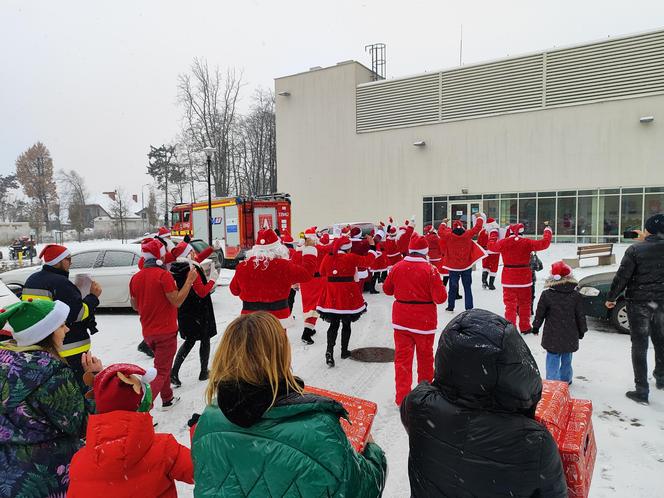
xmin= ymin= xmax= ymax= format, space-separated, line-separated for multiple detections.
xmin=349 ymin=226 xmax=371 ymax=293
xmin=383 ymin=234 xmax=447 ymax=405
xmin=423 ymin=225 xmax=443 ymax=272
xmin=384 ymin=226 xmax=402 ymax=270
xmin=298 ymin=227 xmax=329 ymax=345
xmin=368 ymin=226 xmax=388 ymax=292
xmin=477 ymin=217 xmax=501 ymax=290
xmin=317 ymin=236 xmax=377 ymax=367
xmin=436 ymin=221 xmax=451 ymax=284
xmin=488 ymin=223 xmax=553 ymax=333
xmin=439 ymin=217 xmax=486 ymax=311
xmin=280 ymin=232 xmax=299 ymax=313
xmin=229 ymin=228 xmax=317 ymax=328
xmin=396 ymin=218 xmax=415 ymax=256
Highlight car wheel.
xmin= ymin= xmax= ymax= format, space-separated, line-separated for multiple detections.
xmin=610 ymin=301 xmax=630 ymax=334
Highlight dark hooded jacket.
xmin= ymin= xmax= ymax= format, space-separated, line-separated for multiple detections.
xmin=533 ymin=276 xmax=587 ymax=353
xmin=170 ymin=261 xmax=217 ymax=341
xmin=607 ymin=233 xmax=664 ymax=303
xmin=400 ymin=309 xmax=567 ymax=498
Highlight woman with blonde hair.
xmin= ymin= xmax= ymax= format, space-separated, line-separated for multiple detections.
xmin=191 ymin=312 xmax=387 ymax=497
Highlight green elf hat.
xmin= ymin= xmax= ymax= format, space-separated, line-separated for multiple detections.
xmin=0 ymin=300 xmax=70 ymax=347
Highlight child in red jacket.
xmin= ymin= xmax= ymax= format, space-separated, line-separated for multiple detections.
xmin=67 ymin=364 xmax=194 ymax=497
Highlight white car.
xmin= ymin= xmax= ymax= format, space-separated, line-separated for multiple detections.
xmin=0 ymin=245 xmax=214 ymax=308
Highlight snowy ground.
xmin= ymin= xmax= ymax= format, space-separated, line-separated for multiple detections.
xmin=83 ymin=243 xmax=663 ymax=497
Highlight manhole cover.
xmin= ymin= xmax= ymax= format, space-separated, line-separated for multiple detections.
xmin=350 ymin=347 xmax=395 ymax=363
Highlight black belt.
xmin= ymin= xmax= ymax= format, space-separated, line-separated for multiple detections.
xmin=242 ymin=299 xmax=289 ymax=311
xmin=314 ymin=272 xmax=321 ymax=278
xmin=504 ymin=265 xmax=530 ymax=268
xmin=397 ymin=300 xmax=434 ymax=305
xmin=327 ymin=276 xmax=354 ymax=282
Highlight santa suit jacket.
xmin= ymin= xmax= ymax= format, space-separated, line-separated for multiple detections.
xmin=439 ymin=218 xmax=486 ymax=271
xmin=385 ymin=238 xmax=403 ymax=268
xmin=397 ymin=225 xmax=415 ymax=256
xmin=371 ymin=241 xmax=388 ymax=273
xmin=487 ymin=228 xmax=553 ymax=287
xmin=383 ymin=256 xmax=447 ymax=333
xmin=424 ymin=233 xmax=442 ymax=265
xmin=293 ymin=243 xmax=329 ymax=316
xmin=351 ymin=237 xmax=371 ymax=280
xmin=229 ymin=246 xmax=317 ymax=326
xmin=317 ymin=250 xmax=377 ymax=317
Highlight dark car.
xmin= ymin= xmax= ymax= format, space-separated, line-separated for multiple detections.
xmin=577 ymin=272 xmax=629 ymax=334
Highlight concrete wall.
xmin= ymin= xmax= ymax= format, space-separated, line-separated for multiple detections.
xmin=276 ymin=61 xmax=664 ymax=230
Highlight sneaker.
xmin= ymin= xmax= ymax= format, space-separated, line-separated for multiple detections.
xmin=445 ymin=307 xmax=454 ymax=312
xmin=341 ymin=349 xmax=352 ymax=359
xmin=488 ymin=284 xmax=496 ymax=290
xmin=199 ymin=370 xmax=209 ymax=381
xmin=161 ymin=396 xmax=181 ymax=411
xmin=325 ymin=352 xmax=335 ymax=368
xmin=170 ymin=375 xmax=182 ymax=388
xmin=625 ymin=391 xmax=649 ymax=405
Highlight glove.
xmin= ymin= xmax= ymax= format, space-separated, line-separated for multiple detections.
xmin=209 ymin=266 xmax=220 ymax=283
xmin=187 ymin=413 xmax=201 ymax=428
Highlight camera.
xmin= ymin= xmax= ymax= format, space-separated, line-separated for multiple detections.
xmin=623 ymin=230 xmax=639 ymax=239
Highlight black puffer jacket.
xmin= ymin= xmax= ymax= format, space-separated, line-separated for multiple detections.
xmin=533 ymin=277 xmax=587 ymax=353
xmin=607 ymin=233 xmax=664 ymax=302
xmin=400 ymin=309 xmax=567 ymax=498
xmin=170 ymin=261 xmax=217 ymax=341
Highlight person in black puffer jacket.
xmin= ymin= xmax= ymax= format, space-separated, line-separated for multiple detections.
xmin=606 ymin=213 xmax=664 ymax=405
xmin=532 ymin=261 xmax=587 ymax=384
xmin=401 ymin=309 xmax=567 ymax=498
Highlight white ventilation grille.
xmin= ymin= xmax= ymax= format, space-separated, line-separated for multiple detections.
xmin=355 ymin=29 xmax=664 ymax=133
xmin=441 ymin=55 xmax=543 ymax=120
xmin=356 ymin=74 xmax=439 ymax=132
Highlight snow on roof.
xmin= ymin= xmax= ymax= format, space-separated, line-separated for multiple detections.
xmin=87 ymin=192 xmax=142 ymax=218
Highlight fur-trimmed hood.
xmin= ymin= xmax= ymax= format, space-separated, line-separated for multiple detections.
xmin=544 ymin=274 xmax=578 ymax=289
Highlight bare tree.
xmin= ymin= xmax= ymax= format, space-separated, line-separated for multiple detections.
xmin=109 ymin=189 xmax=130 ymax=242
xmin=15 ymin=142 xmax=59 ymax=232
xmin=58 ymin=169 xmax=88 ymax=241
xmin=240 ymin=88 xmax=277 ymax=195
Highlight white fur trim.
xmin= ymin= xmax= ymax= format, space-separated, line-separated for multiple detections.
xmin=142 ymin=367 xmax=157 ymax=384
xmin=404 ymin=256 xmax=429 ymax=263
xmin=368 ymin=250 xmax=379 ymax=257
xmin=316 ymin=304 xmax=367 ymax=315
xmin=279 ymin=315 xmax=295 ymax=329
xmin=180 ymin=244 xmax=194 ymax=259
xmin=387 ymin=252 xmax=401 ymax=258
xmin=44 ymin=248 xmax=71 ymax=266
xmin=339 ymin=242 xmax=352 ymax=251
xmin=393 ymin=324 xmax=437 ymax=335
xmin=256 ymin=240 xmax=281 ymax=251
xmin=428 ymin=257 xmax=441 ymax=262
xmin=409 ymin=247 xmax=429 ymax=255
xmin=357 ymin=270 xmax=369 ymax=279
xmin=552 ymin=274 xmax=562 ymax=281
xmin=502 ymin=282 xmax=534 ymax=288
xmin=14 ymin=300 xmax=70 ymax=347
xmin=301 ymin=246 xmax=318 ymax=257
xmin=543 ymin=227 xmax=553 ymax=233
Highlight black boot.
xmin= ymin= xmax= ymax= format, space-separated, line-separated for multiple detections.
xmin=199 ymin=339 xmax=210 ymax=381
xmin=625 ymin=390 xmax=649 ymax=405
xmin=171 ymin=341 xmax=192 ymax=388
xmin=481 ymin=271 xmax=488 ymax=289
xmin=326 ymin=320 xmax=340 ymax=367
xmin=340 ymin=323 xmax=352 ymax=359
xmin=301 ymin=327 xmax=315 ymax=345
xmin=326 ymin=351 xmax=335 ymax=367
xmin=138 ymin=340 xmax=154 ymax=358
xmin=368 ymin=274 xmax=380 ymax=294
xmin=488 ymin=276 xmax=496 ymax=290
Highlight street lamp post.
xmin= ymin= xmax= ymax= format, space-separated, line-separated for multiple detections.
xmin=202 ymin=147 xmax=215 ymax=247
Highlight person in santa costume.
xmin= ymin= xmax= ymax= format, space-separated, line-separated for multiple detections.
xmin=280 ymin=232 xmax=299 ymax=314
xmin=488 ymin=221 xmax=553 ymax=333
xmin=396 ymin=218 xmax=415 ymax=256
xmin=477 ymin=217 xmax=501 ymax=290
xmin=317 ymin=236 xmax=377 ymax=367
xmin=368 ymin=225 xmax=388 ymax=293
xmin=297 ymin=227 xmax=329 ymax=345
xmin=230 ymin=227 xmax=317 ymax=328
xmin=423 ymin=224 xmax=443 ymax=272
xmin=349 ymin=226 xmax=372 ymax=294
xmin=156 ymin=226 xmax=176 ymax=251
xmin=384 ymin=225 xmax=402 ymax=270
xmin=383 ymin=234 xmax=447 ymax=405
xmin=436 ymin=220 xmax=451 ymax=286
xmin=440 ymin=216 xmax=486 ymax=311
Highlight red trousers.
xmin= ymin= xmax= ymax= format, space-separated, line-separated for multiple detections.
xmin=393 ymin=330 xmax=435 ymax=405
xmin=144 ymin=333 xmax=177 ymax=403
xmin=503 ymin=286 xmax=533 ymax=332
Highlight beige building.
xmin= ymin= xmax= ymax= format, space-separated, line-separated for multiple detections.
xmin=276 ymin=28 xmax=664 ymax=243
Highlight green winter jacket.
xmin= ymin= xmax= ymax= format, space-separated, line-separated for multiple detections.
xmin=192 ymin=390 xmax=387 ymax=497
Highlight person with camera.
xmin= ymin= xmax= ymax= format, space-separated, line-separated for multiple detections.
xmin=606 ymin=214 xmax=664 ymax=405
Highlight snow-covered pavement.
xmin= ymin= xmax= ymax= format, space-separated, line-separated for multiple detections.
xmin=87 ymin=243 xmax=663 ymax=497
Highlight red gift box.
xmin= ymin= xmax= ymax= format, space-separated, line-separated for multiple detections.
xmin=535 ymin=381 xmax=597 ymax=498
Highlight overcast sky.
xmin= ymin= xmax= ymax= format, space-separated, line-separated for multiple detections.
xmin=2 ymin=0 xmax=664 ymax=201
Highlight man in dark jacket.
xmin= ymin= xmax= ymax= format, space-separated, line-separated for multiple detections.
xmin=22 ymin=244 xmax=102 ymax=385
xmin=606 ymin=213 xmax=664 ymax=405
xmin=401 ymin=309 xmax=567 ymax=498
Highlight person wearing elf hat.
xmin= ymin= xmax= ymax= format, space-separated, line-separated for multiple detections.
xmin=532 ymin=261 xmax=587 ymax=384
xmin=67 ymin=363 xmax=194 ymax=497
xmin=383 ymin=233 xmax=447 ymax=405
xmin=488 ymin=221 xmax=553 ymax=334
xmin=169 ymin=240 xmax=219 ymax=388
xmin=0 ymin=300 xmax=102 ymax=497
xmin=22 ymin=243 xmax=103 ymax=387
xmin=130 ymin=238 xmax=198 ymax=410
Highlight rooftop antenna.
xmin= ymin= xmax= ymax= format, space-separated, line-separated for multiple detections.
xmin=459 ymin=24 xmax=463 ymax=66
xmin=365 ymin=43 xmax=386 ymax=81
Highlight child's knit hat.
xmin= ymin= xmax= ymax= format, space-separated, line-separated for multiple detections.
xmin=0 ymin=300 xmax=70 ymax=346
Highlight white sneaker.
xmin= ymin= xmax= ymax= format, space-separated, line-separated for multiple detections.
xmin=161 ymin=396 xmax=181 ymax=411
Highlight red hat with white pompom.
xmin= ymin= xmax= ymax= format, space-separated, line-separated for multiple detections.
xmin=281 ymin=232 xmax=295 ymax=246
xmin=550 ymin=261 xmax=572 ymax=281
xmin=304 ymin=227 xmax=318 ymax=239
xmin=141 ymin=238 xmax=166 ymax=265
xmin=408 ymin=233 xmax=429 ymax=255
xmin=452 ymin=220 xmax=464 ymax=230
xmin=255 ymin=228 xmax=281 ymax=250
xmin=319 ymin=233 xmax=330 ymax=245
xmin=172 ymin=241 xmax=194 ymax=259
xmin=39 ymin=244 xmax=71 ymax=266
xmin=509 ymin=223 xmax=525 ymax=236
xmin=350 ymin=226 xmax=362 ymax=239
xmin=333 ymin=236 xmax=352 ymax=254
xmin=386 ymin=226 xmax=398 ymax=239
xmin=92 ymin=363 xmax=157 ymax=414
xmin=157 ymin=226 xmax=171 ymax=238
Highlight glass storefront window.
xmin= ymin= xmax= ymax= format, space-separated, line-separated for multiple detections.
xmin=621 ymin=195 xmax=643 ymax=237
xmin=423 ymin=202 xmax=433 ymax=226
xmin=557 ymin=197 xmax=576 ymax=236
xmin=577 ymin=196 xmax=598 ymax=242
xmin=538 ymin=198 xmax=555 ymax=235
xmin=500 ymin=199 xmax=517 ymax=226
xmin=433 ymin=202 xmax=447 ymax=224
xmin=518 ymin=198 xmax=536 ymax=234
xmin=599 ymin=195 xmax=619 ymax=236
xmin=645 ymin=194 xmax=664 ymax=217
xmin=485 ymin=200 xmax=499 ymax=221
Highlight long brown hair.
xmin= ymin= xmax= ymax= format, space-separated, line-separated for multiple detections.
xmin=36 ymin=333 xmax=64 ymax=362
xmin=205 ymin=312 xmax=303 ymax=406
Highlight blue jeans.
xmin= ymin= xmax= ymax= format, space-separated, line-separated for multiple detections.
xmin=546 ymin=352 xmax=573 ymax=383
xmin=448 ymin=269 xmax=473 ymax=311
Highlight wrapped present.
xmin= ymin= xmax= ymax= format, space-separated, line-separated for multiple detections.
xmin=304 ymin=386 xmax=377 ymax=453
xmin=535 ymin=381 xmax=596 ymax=498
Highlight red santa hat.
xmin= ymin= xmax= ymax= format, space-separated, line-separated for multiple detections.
xmin=350 ymin=226 xmax=362 ymax=239
xmin=509 ymin=223 xmax=525 ymax=236
xmin=423 ymin=224 xmax=434 ymax=234
xmin=141 ymin=238 xmax=166 ymax=265
xmin=157 ymin=226 xmax=171 ymax=238
xmin=172 ymin=241 xmax=194 ymax=259
xmin=319 ymin=233 xmax=330 ymax=245
xmin=340 ymin=225 xmax=351 ymax=237
xmin=281 ymin=232 xmax=295 ymax=246
xmin=332 ymin=236 xmax=352 ymax=254
xmin=452 ymin=220 xmax=464 ymax=230
xmin=39 ymin=244 xmax=70 ymax=266
xmin=255 ymin=228 xmax=281 ymax=250
xmin=487 ymin=217 xmax=495 ymax=223
xmin=408 ymin=234 xmax=429 ymax=255
xmin=93 ymin=363 xmax=157 ymax=414
xmin=387 ymin=226 xmax=398 ymax=239
xmin=550 ymin=261 xmax=572 ymax=281
xmin=304 ymin=227 xmax=318 ymax=239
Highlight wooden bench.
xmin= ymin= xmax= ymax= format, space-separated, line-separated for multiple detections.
xmin=563 ymin=243 xmax=615 ymax=269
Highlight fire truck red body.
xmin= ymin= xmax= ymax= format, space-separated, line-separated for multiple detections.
xmin=170 ymin=194 xmax=291 ymax=264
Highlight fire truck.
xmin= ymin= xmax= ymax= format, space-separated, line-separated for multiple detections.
xmin=170 ymin=194 xmax=292 ymax=266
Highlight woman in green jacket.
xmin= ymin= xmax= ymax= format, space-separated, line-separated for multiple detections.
xmin=192 ymin=312 xmax=387 ymax=497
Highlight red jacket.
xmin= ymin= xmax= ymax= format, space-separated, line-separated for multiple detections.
xmin=317 ymin=251 xmax=376 ymax=316
xmin=397 ymin=225 xmax=415 ymax=256
xmin=229 ymin=247 xmax=317 ymax=326
xmin=371 ymin=241 xmax=388 ymax=272
xmin=385 ymin=238 xmax=402 ymax=268
xmin=67 ymin=411 xmax=193 ymax=498
xmin=383 ymin=256 xmax=447 ymax=333
xmin=351 ymin=238 xmax=371 ymax=279
xmin=487 ymin=228 xmax=553 ymax=287
xmin=425 ymin=232 xmax=442 ymax=264
xmin=439 ymin=218 xmax=486 ymax=271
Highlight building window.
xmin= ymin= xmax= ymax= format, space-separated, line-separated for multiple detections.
xmin=645 ymin=193 xmax=664 ymax=217
xmin=577 ymin=196 xmax=598 ymax=243
xmin=518 ymin=198 xmax=537 ymax=235
xmin=423 ymin=202 xmax=433 ymax=226
xmin=433 ymin=201 xmax=447 ymax=226
xmin=621 ymin=194 xmax=643 ymax=240
xmin=557 ymin=197 xmax=576 ymax=239
xmin=500 ymin=199 xmax=517 ymax=226
xmin=485 ymin=200 xmax=499 ymax=221
xmin=538 ymin=198 xmax=556 ymax=235
xmin=599 ymin=195 xmax=620 ymax=240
